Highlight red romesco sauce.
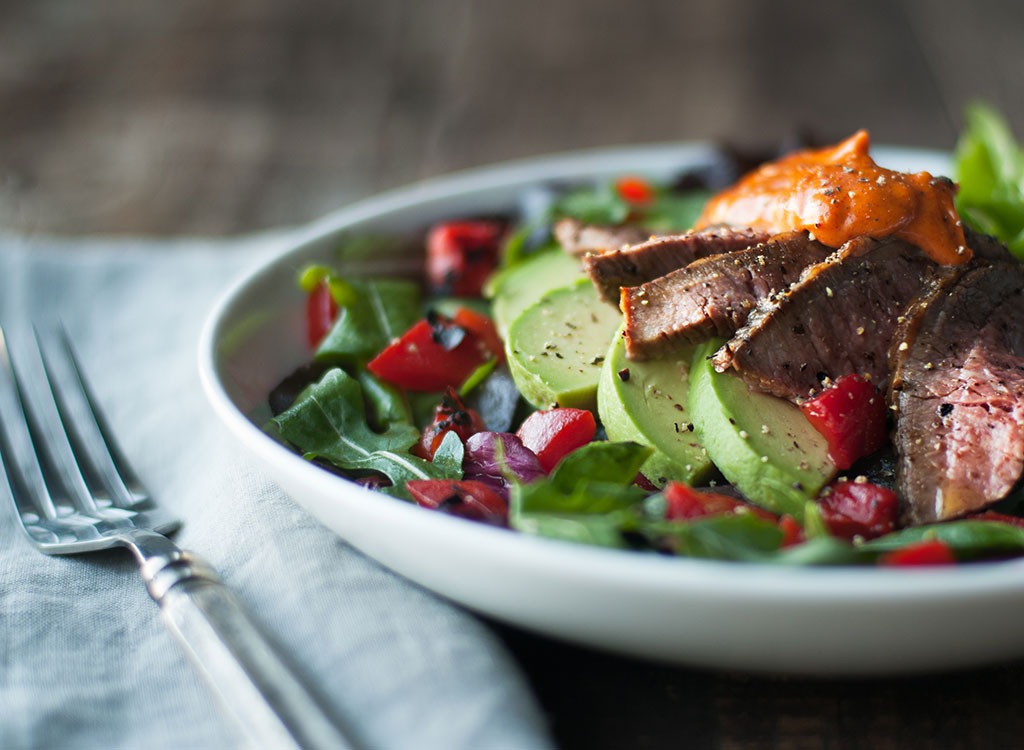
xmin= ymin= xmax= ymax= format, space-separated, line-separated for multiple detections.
xmin=693 ymin=130 xmax=970 ymax=265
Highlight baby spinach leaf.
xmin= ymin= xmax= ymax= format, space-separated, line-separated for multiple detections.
xmin=860 ymin=520 xmax=1024 ymax=558
xmin=271 ymin=368 xmax=459 ymax=491
xmin=644 ymin=514 xmax=784 ymax=562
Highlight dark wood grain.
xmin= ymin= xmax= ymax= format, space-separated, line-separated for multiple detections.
xmin=4 ymin=2 xmax=1024 ymax=749
xmin=2 ymin=0 xmax=1022 ymax=236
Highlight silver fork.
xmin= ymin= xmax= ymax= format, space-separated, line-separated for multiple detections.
xmin=0 ymin=324 xmax=360 ymax=750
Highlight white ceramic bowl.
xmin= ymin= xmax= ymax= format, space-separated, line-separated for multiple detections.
xmin=199 ymin=143 xmax=1024 ymax=675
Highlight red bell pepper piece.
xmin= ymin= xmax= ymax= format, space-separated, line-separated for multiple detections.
xmin=305 ymin=279 xmax=339 ymax=349
xmin=414 ymin=388 xmax=487 ymax=460
xmin=799 ymin=374 xmax=888 ymax=470
xmin=451 ymin=306 xmax=504 ymax=362
xmin=615 ymin=175 xmax=656 ymax=206
xmin=515 ymin=408 xmax=597 ymax=473
xmin=406 ymin=479 xmax=508 ymax=526
xmin=778 ymin=515 xmax=804 ymax=547
xmin=367 ymin=312 xmax=493 ymax=392
xmin=817 ymin=480 xmax=899 ymax=540
xmin=879 ymin=539 xmax=956 ymax=567
xmin=426 ymin=220 xmax=504 ymax=297
xmin=662 ymin=482 xmax=776 ymax=522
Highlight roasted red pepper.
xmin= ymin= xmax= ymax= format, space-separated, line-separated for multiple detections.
xmin=615 ymin=175 xmax=656 ymax=206
xmin=662 ymin=482 xmax=776 ymax=522
xmin=406 ymin=479 xmax=508 ymax=525
xmin=817 ymin=480 xmax=899 ymax=541
xmin=305 ymin=279 xmax=339 ymax=349
xmin=450 ymin=306 xmax=504 ymax=362
xmin=515 ymin=408 xmax=597 ymax=473
xmin=879 ymin=539 xmax=956 ymax=566
xmin=426 ymin=220 xmax=504 ymax=297
xmin=799 ymin=374 xmax=888 ymax=470
xmin=415 ymin=388 xmax=487 ymax=460
xmin=367 ymin=311 xmax=494 ymax=392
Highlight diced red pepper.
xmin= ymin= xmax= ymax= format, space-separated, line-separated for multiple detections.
xmin=305 ymin=279 xmax=339 ymax=349
xmin=367 ymin=312 xmax=493 ymax=392
xmin=778 ymin=515 xmax=804 ymax=547
xmin=662 ymin=482 xmax=776 ymax=522
xmin=515 ymin=408 xmax=597 ymax=473
xmin=451 ymin=307 xmax=504 ymax=362
xmin=799 ymin=374 xmax=888 ymax=470
xmin=414 ymin=388 xmax=487 ymax=460
xmin=817 ymin=480 xmax=899 ymax=541
xmin=407 ymin=479 xmax=508 ymax=526
xmin=879 ymin=539 xmax=956 ymax=567
xmin=426 ymin=220 xmax=504 ymax=297
xmin=615 ymin=176 xmax=656 ymax=206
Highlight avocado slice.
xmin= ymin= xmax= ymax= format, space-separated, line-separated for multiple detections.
xmin=485 ymin=249 xmax=584 ymax=337
xmin=688 ymin=339 xmax=835 ymax=518
xmin=597 ymin=327 xmax=713 ymax=487
xmin=505 ymin=279 xmax=621 ymax=410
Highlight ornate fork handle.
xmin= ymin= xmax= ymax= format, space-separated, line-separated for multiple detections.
xmin=124 ymin=528 xmax=362 ymax=750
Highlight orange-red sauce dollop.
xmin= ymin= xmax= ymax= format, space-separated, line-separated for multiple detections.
xmin=693 ymin=130 xmax=969 ymax=265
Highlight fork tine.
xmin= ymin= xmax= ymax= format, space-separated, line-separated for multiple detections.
xmin=0 ymin=326 xmax=61 ymax=526
xmin=38 ymin=324 xmax=149 ymax=510
xmin=1 ymin=324 xmax=101 ymax=519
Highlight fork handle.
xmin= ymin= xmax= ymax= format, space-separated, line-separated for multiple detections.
xmin=143 ymin=549 xmax=362 ymax=750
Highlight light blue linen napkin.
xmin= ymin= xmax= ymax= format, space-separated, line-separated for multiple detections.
xmin=0 ymin=232 xmax=553 ymax=750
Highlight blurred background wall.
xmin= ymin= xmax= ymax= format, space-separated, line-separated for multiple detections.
xmin=1 ymin=0 xmax=1021 ymax=236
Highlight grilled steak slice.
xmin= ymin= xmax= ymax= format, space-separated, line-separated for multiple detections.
xmin=965 ymin=227 xmax=1015 ymax=262
xmin=621 ymin=232 xmax=829 ymax=360
xmin=583 ymin=227 xmax=773 ymax=304
xmin=553 ymin=218 xmax=650 ymax=257
xmin=890 ymin=261 xmax=1024 ymax=525
xmin=713 ymin=237 xmax=935 ymax=401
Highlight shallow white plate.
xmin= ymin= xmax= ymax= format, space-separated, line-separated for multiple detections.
xmin=199 ymin=143 xmax=1024 ymax=675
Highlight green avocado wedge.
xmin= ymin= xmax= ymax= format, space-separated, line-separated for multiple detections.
xmin=688 ymin=339 xmax=836 ymax=518
xmin=505 ymin=279 xmax=622 ymax=410
xmin=597 ymin=327 xmax=713 ymax=487
xmin=485 ymin=249 xmax=584 ymax=337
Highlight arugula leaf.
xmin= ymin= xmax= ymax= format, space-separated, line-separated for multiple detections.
xmin=356 ymin=370 xmax=411 ymax=430
xmin=271 ymin=368 xmax=460 ymax=491
xmin=954 ymin=103 xmax=1024 ymax=259
xmin=314 ymin=277 xmax=422 ymax=366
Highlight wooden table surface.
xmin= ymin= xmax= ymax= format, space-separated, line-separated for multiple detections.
xmin=5 ymin=1 xmax=1024 ymax=748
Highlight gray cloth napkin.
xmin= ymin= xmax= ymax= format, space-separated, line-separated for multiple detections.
xmin=0 ymin=232 xmax=553 ymax=750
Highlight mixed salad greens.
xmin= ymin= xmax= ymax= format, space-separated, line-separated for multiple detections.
xmin=268 ymin=105 xmax=1024 ymax=566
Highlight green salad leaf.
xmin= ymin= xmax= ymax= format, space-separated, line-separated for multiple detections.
xmin=313 ymin=276 xmax=422 ymax=366
xmin=510 ymin=441 xmax=651 ymax=544
xmin=860 ymin=520 xmax=1024 ymax=559
xmin=954 ymin=103 xmax=1024 ymax=259
xmin=270 ymin=368 xmax=460 ymax=493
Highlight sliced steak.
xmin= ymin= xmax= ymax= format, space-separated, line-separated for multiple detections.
xmin=552 ymin=218 xmax=650 ymax=257
xmin=621 ymin=232 xmax=829 ymax=360
xmin=890 ymin=261 xmax=1024 ymax=525
xmin=713 ymin=236 xmax=936 ymax=401
xmin=965 ymin=226 xmax=1015 ymax=262
xmin=583 ymin=227 xmax=773 ymax=304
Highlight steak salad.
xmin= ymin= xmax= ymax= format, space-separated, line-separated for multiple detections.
xmin=269 ymin=105 xmax=1024 ymax=566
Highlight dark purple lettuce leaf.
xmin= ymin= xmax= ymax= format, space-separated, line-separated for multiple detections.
xmin=464 ymin=432 xmax=544 ymax=497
